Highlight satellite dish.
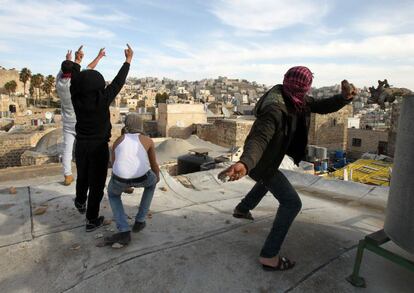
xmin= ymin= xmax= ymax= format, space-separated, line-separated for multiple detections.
xmin=26 ymin=110 xmax=33 ymax=115
xmin=45 ymin=112 xmax=53 ymax=120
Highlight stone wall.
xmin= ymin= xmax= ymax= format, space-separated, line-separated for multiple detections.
xmin=347 ymin=128 xmax=389 ymax=159
xmin=0 ymin=130 xmax=50 ymax=168
xmin=143 ymin=121 xmax=158 ymax=137
xmin=196 ymin=118 xmax=254 ymax=148
xmin=158 ymin=103 xmax=207 ymax=137
xmin=308 ymin=104 xmax=352 ymax=151
xmin=0 ymin=67 xmax=26 ymax=95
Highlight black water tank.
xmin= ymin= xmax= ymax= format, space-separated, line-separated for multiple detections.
xmin=177 ymin=148 xmax=214 ymax=175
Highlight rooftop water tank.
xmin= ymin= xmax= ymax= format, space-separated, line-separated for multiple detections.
xmin=177 ymin=148 xmax=214 ymax=175
xmin=384 ymin=95 xmax=414 ymax=254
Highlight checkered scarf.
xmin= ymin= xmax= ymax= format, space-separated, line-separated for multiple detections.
xmin=283 ymin=66 xmax=313 ymax=112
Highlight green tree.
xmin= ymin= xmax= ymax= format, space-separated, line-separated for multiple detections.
xmin=19 ymin=67 xmax=32 ymax=96
xmin=31 ymin=73 xmax=44 ymax=106
xmin=155 ymin=92 xmax=169 ymax=105
xmin=4 ymin=80 xmax=17 ymax=97
xmin=42 ymin=75 xmax=55 ymax=106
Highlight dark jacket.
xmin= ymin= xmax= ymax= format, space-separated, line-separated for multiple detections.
xmin=70 ymin=62 xmax=130 ymax=142
xmin=239 ymin=85 xmax=352 ymax=182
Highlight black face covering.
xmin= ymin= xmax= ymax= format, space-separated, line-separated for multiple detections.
xmin=61 ymin=60 xmax=73 ymax=74
xmin=77 ymin=70 xmax=106 ymax=94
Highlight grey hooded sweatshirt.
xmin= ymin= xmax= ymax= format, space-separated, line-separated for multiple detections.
xmin=56 ymin=71 xmax=76 ymax=126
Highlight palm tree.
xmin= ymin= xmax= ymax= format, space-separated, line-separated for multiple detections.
xmin=19 ymin=68 xmax=32 ymax=96
xmin=28 ymin=84 xmax=35 ymax=106
xmin=31 ymin=73 xmax=44 ymax=106
xmin=42 ymin=75 xmax=55 ymax=107
xmin=4 ymin=80 xmax=17 ymax=98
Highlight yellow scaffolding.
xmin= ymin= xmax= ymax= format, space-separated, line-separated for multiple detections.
xmin=329 ymin=159 xmax=393 ymax=186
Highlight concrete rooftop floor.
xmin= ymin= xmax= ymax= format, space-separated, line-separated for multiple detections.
xmin=0 ymin=168 xmax=413 ymax=293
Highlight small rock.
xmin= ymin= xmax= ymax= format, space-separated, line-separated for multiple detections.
xmin=103 ymin=219 xmax=112 ymax=226
xmin=33 ymin=206 xmax=48 ymax=215
xmin=112 ymin=243 xmax=124 ymax=249
xmin=183 ymin=215 xmax=187 ymax=219
xmin=106 ymin=227 xmax=115 ymax=232
xmin=9 ymin=187 xmax=17 ymax=194
xmin=147 ymin=212 xmax=153 ymax=219
xmin=243 ymin=229 xmax=249 ymax=234
xmin=70 ymin=243 xmax=81 ymax=250
xmin=35 ymin=191 xmax=41 ymax=194
xmin=160 ymin=187 xmax=167 ymax=192
xmin=225 ymin=220 xmax=231 ymax=224
xmin=94 ymin=233 xmax=104 ymax=239
xmin=95 ymin=241 xmax=106 ymax=248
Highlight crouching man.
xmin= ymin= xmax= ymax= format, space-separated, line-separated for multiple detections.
xmin=104 ymin=113 xmax=160 ymax=247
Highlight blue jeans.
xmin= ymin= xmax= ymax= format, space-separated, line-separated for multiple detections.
xmin=236 ymin=170 xmax=302 ymax=258
xmin=108 ymin=170 xmax=157 ymax=232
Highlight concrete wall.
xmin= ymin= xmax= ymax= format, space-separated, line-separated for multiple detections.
xmin=308 ymin=104 xmax=352 ymax=151
xmin=347 ymin=128 xmax=389 ymax=159
xmin=157 ymin=104 xmax=207 ymax=137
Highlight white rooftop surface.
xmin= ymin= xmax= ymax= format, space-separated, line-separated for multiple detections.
xmin=0 ymin=167 xmax=413 ymax=293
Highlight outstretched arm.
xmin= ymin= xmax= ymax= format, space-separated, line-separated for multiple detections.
xmin=87 ymin=48 xmax=106 ymax=70
xmin=104 ymin=44 xmax=133 ymax=104
xmin=307 ymin=80 xmax=357 ymax=114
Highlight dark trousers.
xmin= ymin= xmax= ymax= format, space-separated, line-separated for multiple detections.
xmin=236 ymin=170 xmax=302 ymax=258
xmin=75 ymin=141 xmax=109 ymax=221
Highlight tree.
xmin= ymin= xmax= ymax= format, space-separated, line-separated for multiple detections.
xmin=42 ymin=75 xmax=55 ymax=106
xmin=155 ymin=92 xmax=169 ymax=105
xmin=4 ymin=80 xmax=17 ymax=97
xmin=31 ymin=73 xmax=44 ymax=106
xmin=19 ymin=67 xmax=32 ymax=96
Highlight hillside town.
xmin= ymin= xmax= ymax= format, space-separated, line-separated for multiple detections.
xmin=0 ymin=64 xmax=404 ymax=188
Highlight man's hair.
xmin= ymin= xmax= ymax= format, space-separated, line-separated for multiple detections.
xmin=61 ymin=60 xmax=73 ymax=74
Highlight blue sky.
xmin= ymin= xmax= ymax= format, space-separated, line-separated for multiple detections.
xmin=0 ymin=0 xmax=413 ymax=88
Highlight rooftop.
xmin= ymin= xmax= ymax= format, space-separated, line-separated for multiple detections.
xmin=0 ymin=164 xmax=413 ymax=292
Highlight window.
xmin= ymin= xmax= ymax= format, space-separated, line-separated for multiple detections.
xmin=378 ymin=141 xmax=388 ymax=155
xmin=352 ymin=138 xmax=362 ymax=147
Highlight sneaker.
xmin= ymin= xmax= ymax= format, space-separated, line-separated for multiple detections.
xmin=104 ymin=231 xmax=131 ymax=246
xmin=74 ymin=199 xmax=86 ymax=214
xmin=64 ymin=175 xmax=74 ymax=186
xmin=132 ymin=221 xmax=146 ymax=233
xmin=86 ymin=216 xmax=105 ymax=232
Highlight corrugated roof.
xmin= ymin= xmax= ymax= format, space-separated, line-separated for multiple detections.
xmin=330 ymin=159 xmax=392 ymax=186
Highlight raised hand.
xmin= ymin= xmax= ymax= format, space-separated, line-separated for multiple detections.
xmin=75 ymin=45 xmax=84 ymax=64
xmin=124 ymin=43 xmax=133 ymax=63
xmin=98 ymin=48 xmax=106 ymax=58
xmin=341 ymin=80 xmax=357 ymax=100
xmin=66 ymin=50 xmax=72 ymax=61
